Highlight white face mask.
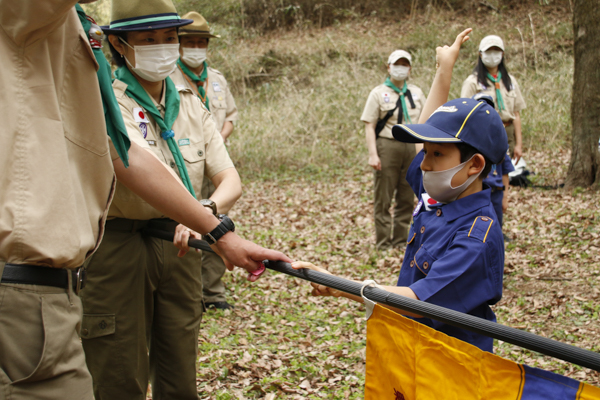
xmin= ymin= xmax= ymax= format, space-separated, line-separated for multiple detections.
xmin=422 ymin=155 xmax=483 ymax=203
xmin=181 ymin=47 xmax=207 ymax=68
xmin=481 ymin=50 xmax=503 ymax=68
xmin=389 ymin=64 xmax=410 ymax=82
xmin=121 ymin=39 xmax=180 ymax=82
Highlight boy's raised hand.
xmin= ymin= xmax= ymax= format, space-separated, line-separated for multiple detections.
xmin=291 ymin=261 xmax=342 ymax=297
xmin=436 ymin=28 xmax=472 ymax=70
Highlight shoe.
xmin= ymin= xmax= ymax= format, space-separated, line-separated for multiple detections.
xmin=205 ymin=301 xmax=234 ymax=310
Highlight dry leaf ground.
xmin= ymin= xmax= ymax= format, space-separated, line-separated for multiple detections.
xmin=189 ymin=149 xmax=599 ymax=399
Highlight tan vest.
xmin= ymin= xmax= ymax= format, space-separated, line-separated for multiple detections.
xmin=361 ymin=83 xmax=427 ymax=139
xmin=0 ymin=4 xmax=116 ymax=269
xmin=178 ymin=65 xmax=239 ymax=132
xmin=460 ymin=73 xmax=526 ymax=122
xmin=108 ymin=68 xmax=234 ymax=220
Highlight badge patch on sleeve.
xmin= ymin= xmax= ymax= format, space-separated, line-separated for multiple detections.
xmin=139 ymin=123 xmax=148 ymax=138
xmin=178 ymin=138 xmax=190 ymax=146
xmin=133 ymin=108 xmax=150 ymax=123
xmin=212 ymin=82 xmax=222 ymax=92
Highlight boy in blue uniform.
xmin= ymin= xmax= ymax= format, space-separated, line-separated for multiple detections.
xmin=293 ymin=28 xmax=507 ymax=353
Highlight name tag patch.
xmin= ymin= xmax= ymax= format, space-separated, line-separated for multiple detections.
xmin=212 ymin=82 xmax=222 ymax=92
xmin=133 ymin=107 xmax=150 ymax=123
xmin=147 ymin=140 xmax=157 ymax=146
xmin=178 ymin=138 xmax=190 ymax=146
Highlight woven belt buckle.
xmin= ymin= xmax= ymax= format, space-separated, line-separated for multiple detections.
xmin=74 ymin=268 xmax=87 ymax=295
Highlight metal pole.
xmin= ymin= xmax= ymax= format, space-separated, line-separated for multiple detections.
xmin=142 ymin=229 xmax=600 ymax=372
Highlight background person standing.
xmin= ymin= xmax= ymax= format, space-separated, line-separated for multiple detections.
xmin=361 ymin=50 xmax=426 ymax=251
xmin=177 ymin=11 xmax=240 ymax=310
xmin=461 ymin=35 xmax=526 ymax=163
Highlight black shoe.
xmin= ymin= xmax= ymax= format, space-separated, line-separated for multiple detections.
xmin=205 ymin=301 xmax=234 ymax=310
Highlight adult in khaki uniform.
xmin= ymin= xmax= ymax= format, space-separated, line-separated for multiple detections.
xmin=177 ymin=12 xmax=239 ymax=310
xmin=361 ymin=50 xmax=426 ymax=250
xmin=1 ymin=1 xmax=289 ymax=398
xmin=460 ymin=35 xmax=526 ymax=162
xmin=79 ymin=2 xmax=244 ymax=399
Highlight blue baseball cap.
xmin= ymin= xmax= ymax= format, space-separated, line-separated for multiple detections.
xmin=392 ymin=98 xmax=508 ymax=164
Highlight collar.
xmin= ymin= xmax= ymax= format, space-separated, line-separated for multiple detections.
xmin=432 ymin=186 xmax=492 ymax=222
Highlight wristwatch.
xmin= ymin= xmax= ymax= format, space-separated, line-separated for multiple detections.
xmin=204 ymin=214 xmax=235 ymax=245
xmin=200 ymin=199 xmax=217 ymax=216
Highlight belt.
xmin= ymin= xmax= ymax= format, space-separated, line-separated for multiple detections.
xmin=491 ymin=186 xmax=506 ymax=193
xmin=1 ymin=264 xmax=86 ymax=294
xmin=105 ymin=218 xmax=177 ymax=232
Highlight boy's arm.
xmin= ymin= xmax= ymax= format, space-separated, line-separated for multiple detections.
xmin=292 ymin=262 xmax=421 ymax=318
xmin=419 ymin=28 xmax=473 ymax=123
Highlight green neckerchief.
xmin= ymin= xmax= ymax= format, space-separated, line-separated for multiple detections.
xmin=76 ymin=5 xmax=130 ymax=167
xmin=177 ymin=59 xmax=210 ymax=111
xmin=486 ymin=71 xmax=506 ymax=111
xmin=114 ymin=66 xmax=197 ymax=198
xmin=384 ymin=77 xmax=412 ymax=124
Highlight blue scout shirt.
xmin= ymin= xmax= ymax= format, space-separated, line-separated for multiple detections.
xmin=400 ymin=151 xmax=504 ymax=352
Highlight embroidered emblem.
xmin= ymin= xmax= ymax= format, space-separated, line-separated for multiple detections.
xmin=139 ymin=123 xmax=148 ymax=138
xmin=212 ymin=81 xmax=222 ymax=92
xmin=383 ymin=92 xmax=390 ymax=103
xmin=413 ymin=200 xmax=423 ymax=217
xmin=178 ymin=138 xmax=190 ymax=146
xmin=432 ymin=105 xmax=458 ymax=115
xmin=86 ymin=16 xmax=104 ymax=49
xmin=133 ymin=108 xmax=149 ymax=123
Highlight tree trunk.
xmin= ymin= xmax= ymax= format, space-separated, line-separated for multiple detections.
xmin=566 ymin=0 xmax=600 ymax=189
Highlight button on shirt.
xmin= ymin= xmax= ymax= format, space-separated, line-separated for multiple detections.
xmin=399 ymin=151 xmax=504 ymax=352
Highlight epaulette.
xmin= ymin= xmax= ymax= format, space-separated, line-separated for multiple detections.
xmin=468 ymin=216 xmax=494 ymax=243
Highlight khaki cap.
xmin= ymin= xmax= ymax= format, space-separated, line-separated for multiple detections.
xmin=178 ymin=12 xmax=220 ymax=38
xmin=479 ymin=35 xmax=505 ymax=51
xmin=388 ymin=50 xmax=412 ymax=65
xmin=102 ymin=0 xmax=192 ymax=34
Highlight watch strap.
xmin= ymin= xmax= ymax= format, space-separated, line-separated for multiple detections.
xmin=204 ymin=215 xmax=235 ymax=245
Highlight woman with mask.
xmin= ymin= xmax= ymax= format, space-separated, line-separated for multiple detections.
xmin=461 ymin=35 xmax=526 ymax=163
xmin=361 ymin=50 xmax=426 ymax=251
xmin=79 ymin=1 xmax=243 ymax=399
xmin=177 ymin=11 xmax=240 ymax=311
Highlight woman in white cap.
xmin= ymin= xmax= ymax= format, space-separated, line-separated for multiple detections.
xmin=461 ymin=35 xmax=526 ymax=162
xmin=78 ymin=1 xmax=258 ymax=399
xmin=361 ymin=50 xmax=426 ymax=250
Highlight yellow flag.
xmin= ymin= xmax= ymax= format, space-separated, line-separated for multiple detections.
xmin=365 ymin=305 xmax=600 ymax=400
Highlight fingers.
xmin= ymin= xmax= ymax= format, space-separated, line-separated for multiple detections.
xmin=291 ymin=261 xmax=316 ymax=270
xmin=259 ymin=249 xmax=293 ymax=264
xmin=453 ymin=28 xmax=472 ymax=48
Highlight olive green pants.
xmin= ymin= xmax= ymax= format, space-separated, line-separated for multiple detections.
xmin=505 ymin=123 xmax=516 ymax=159
xmin=374 ymin=138 xmax=416 ymax=250
xmin=0 ymin=264 xmax=94 ymax=400
xmin=200 ymin=179 xmax=228 ymax=303
xmin=80 ymin=220 xmax=203 ymax=400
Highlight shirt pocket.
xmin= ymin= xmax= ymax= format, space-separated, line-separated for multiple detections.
xmin=413 ymin=245 xmax=437 ymax=276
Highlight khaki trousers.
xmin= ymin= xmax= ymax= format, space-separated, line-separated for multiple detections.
xmin=200 ymin=180 xmax=228 ymax=303
xmin=80 ymin=221 xmax=203 ymax=400
xmin=374 ymin=138 xmax=416 ymax=250
xmin=0 ymin=264 xmax=94 ymax=400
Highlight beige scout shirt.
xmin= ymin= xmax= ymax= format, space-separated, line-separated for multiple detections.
xmin=460 ymin=73 xmax=526 ymax=122
xmin=179 ymin=66 xmax=239 ymax=132
xmin=108 ymin=68 xmax=234 ymax=220
xmin=0 ymin=2 xmax=116 ymax=269
xmin=361 ymin=83 xmax=426 ymax=140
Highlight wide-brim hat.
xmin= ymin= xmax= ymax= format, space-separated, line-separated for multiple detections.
xmin=102 ymin=0 xmax=193 ymax=34
xmin=388 ymin=49 xmax=412 ymax=65
xmin=178 ymin=12 xmax=220 ymax=38
xmin=392 ymin=98 xmax=508 ymax=164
